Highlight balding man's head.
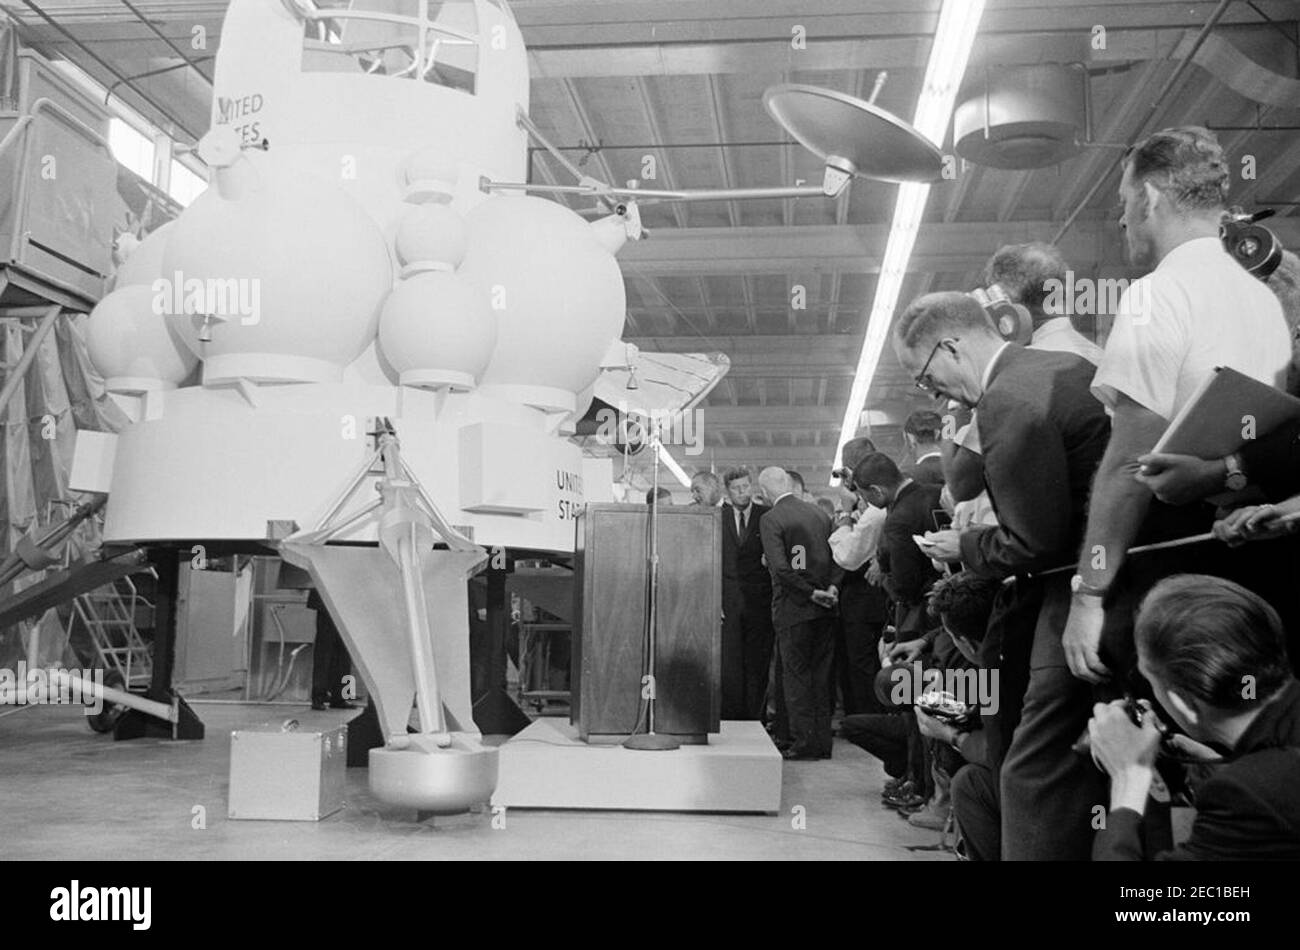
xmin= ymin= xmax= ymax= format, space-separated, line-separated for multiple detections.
xmin=982 ymin=242 xmax=1069 ymax=319
xmin=690 ymin=470 xmax=722 ymax=506
xmin=757 ymin=466 xmax=792 ymax=504
xmin=892 ymin=291 xmax=1003 ymax=406
xmin=894 ymin=291 xmax=998 ymax=355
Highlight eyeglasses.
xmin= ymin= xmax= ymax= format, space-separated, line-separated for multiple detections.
xmin=914 ymin=338 xmax=951 ymax=394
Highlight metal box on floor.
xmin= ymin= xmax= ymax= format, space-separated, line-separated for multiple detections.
xmin=228 ymin=722 xmax=347 ymax=821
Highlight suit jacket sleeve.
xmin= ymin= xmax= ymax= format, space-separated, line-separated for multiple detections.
xmin=1093 ymin=770 xmax=1282 ymax=861
xmin=760 ymin=511 xmax=817 ymax=598
xmin=1239 ymin=416 xmax=1300 ymax=502
xmin=1154 ymin=770 xmax=1284 ymax=861
xmin=823 ymin=512 xmax=845 ymax=590
xmin=882 ymin=516 xmax=929 ymax=605
xmin=958 ymin=392 xmax=1075 ymax=577
xmin=1092 ymin=808 xmax=1146 ymax=861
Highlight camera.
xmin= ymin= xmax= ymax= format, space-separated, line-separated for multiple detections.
xmin=832 ymin=467 xmax=856 ymax=490
xmin=1221 ymin=208 xmax=1282 ymax=281
xmin=1072 ymin=695 xmax=1168 ymax=759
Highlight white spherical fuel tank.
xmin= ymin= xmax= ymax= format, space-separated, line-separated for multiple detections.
xmin=86 ymin=284 xmax=198 ymax=392
xmin=114 ymin=221 xmax=177 ymax=289
xmin=379 ymin=271 xmax=497 ymax=389
xmin=459 ymin=196 xmax=626 ymax=413
xmin=396 ymin=204 xmax=468 ymax=269
xmin=160 ymin=155 xmax=393 ymax=384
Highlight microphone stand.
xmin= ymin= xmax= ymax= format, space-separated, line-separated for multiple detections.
xmin=624 ymin=435 xmax=680 ymax=751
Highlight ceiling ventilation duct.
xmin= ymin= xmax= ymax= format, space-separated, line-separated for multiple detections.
xmin=954 ymin=64 xmax=1087 ymax=170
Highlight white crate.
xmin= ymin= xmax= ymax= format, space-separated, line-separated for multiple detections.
xmin=228 ymin=723 xmax=348 ymax=821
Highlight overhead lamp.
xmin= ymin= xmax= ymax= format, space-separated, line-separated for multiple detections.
xmin=831 ymin=0 xmax=986 ymax=480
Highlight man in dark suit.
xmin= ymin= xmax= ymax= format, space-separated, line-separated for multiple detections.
xmin=720 ymin=467 xmax=774 ymax=720
xmin=901 ymin=409 xmax=946 ymax=488
xmin=893 ymin=290 xmax=1111 ymax=860
xmin=851 ymin=453 xmax=943 ymax=650
xmin=757 ymin=466 xmax=843 ymax=759
xmin=1090 ymin=575 xmax=1300 ymax=860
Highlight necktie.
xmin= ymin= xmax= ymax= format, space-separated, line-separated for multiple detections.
xmin=739 ymin=507 xmax=748 ymax=540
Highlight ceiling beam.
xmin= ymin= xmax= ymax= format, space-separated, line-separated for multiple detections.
xmin=941 ymin=161 xmax=981 ymax=223
xmin=518 ymin=6 xmax=1298 ymax=78
xmin=616 ymin=219 xmax=1179 ymax=276
xmin=634 ymin=333 xmax=865 ymax=360
xmin=699 ymin=405 xmax=909 ymax=428
xmin=632 ymin=76 xmax=687 ymax=230
xmin=620 ymin=218 xmax=1300 ymax=277
xmin=1050 ymin=59 xmax=1165 ymax=222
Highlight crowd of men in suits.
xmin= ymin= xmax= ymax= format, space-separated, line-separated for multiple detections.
xmin=681 ymin=126 xmax=1300 ymax=860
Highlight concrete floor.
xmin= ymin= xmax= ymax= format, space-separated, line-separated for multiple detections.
xmin=0 ymin=702 xmax=953 ymax=860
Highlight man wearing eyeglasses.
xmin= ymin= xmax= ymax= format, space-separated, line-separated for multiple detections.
xmin=892 ymin=291 xmax=1111 ymax=861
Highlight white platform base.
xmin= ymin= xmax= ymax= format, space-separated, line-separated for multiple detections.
xmin=491 ymin=719 xmax=782 ymax=814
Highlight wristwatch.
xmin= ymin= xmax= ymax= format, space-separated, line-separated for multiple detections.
xmin=1223 ymin=452 xmax=1248 ymax=492
xmin=1070 ymin=574 xmax=1108 ymax=598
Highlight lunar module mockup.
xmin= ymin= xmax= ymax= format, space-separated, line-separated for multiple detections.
xmin=73 ymin=0 xmax=943 ymax=812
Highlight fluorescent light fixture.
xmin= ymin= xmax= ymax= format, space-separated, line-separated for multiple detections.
xmin=655 ymin=442 xmax=693 ymax=488
xmin=831 ymin=0 xmax=985 ymax=480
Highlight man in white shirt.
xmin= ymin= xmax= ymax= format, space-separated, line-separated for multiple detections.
xmin=828 ymin=436 xmax=890 ymax=714
xmin=1063 ymin=126 xmax=1290 ymax=694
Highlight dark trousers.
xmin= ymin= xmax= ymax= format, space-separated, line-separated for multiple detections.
xmin=829 ymin=612 xmax=846 ymax=716
xmin=308 ymin=591 xmax=352 ymax=704
xmin=776 ymin=617 xmax=834 ymax=756
xmin=722 ymin=582 xmax=775 ymax=720
xmin=838 ymin=579 xmax=887 ymax=714
xmin=773 ymin=637 xmax=787 ymax=741
xmin=977 ymin=578 xmax=1042 ymax=771
xmin=952 ymin=763 xmax=1000 ymax=861
xmin=841 ymin=712 xmax=910 ymax=777
xmin=999 ymin=576 xmax=1104 ymax=861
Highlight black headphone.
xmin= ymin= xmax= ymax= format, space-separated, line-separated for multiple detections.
xmin=1221 ymin=208 xmax=1283 ymax=280
xmin=969 ymin=284 xmax=1034 ymax=344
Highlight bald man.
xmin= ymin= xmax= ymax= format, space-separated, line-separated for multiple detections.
xmin=757 ymin=467 xmax=843 ymax=759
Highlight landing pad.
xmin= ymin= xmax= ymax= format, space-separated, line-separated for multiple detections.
xmin=491 ymin=719 xmax=782 ymax=813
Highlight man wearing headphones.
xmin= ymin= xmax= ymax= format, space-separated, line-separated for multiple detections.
xmin=945 ymin=242 xmax=1104 ymax=505
xmin=892 ymin=291 xmax=1111 ymax=861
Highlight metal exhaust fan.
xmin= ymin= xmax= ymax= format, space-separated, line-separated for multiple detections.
xmin=953 ymin=64 xmax=1087 ymax=170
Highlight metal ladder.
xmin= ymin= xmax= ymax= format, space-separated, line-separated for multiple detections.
xmin=69 ymin=575 xmax=154 ymax=689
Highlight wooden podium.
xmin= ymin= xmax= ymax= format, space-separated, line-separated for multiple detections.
xmin=572 ymin=503 xmax=721 ymax=742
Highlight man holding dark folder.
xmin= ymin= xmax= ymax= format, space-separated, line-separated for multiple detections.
xmin=1062 ymin=127 xmax=1290 ymax=699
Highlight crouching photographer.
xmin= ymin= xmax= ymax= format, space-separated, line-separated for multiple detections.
xmin=1089 ymin=574 xmax=1300 ymax=860
xmin=875 ymin=573 xmax=999 ymax=835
